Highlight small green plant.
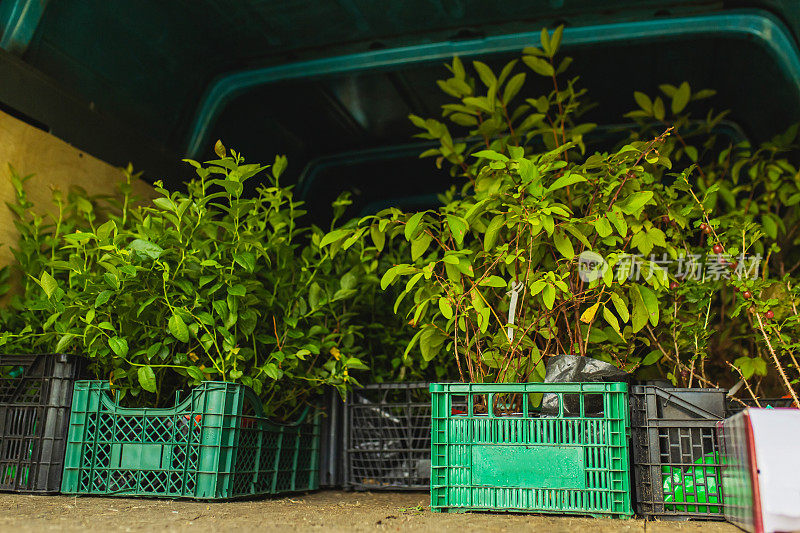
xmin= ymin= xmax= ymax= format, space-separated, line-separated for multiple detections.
xmin=0 ymin=145 xmax=371 ymax=417
xmin=324 ymin=28 xmax=695 ymax=386
xmin=322 ymin=27 xmax=799 ymax=406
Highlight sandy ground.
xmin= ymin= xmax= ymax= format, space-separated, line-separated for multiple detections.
xmin=0 ymin=490 xmax=742 ymax=533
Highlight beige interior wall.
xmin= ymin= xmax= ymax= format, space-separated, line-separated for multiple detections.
xmin=0 ymin=109 xmax=155 ymax=268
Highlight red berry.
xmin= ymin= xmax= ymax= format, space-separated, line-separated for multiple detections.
xmin=743 ymin=291 xmax=752 ymax=299
xmin=670 ymin=281 xmax=679 ymax=290
xmin=765 ymin=310 xmax=775 ymax=319
xmin=699 ymin=223 xmax=708 ymax=231
xmin=729 ymin=261 xmax=738 ymax=270
xmin=704 ymin=226 xmax=712 ymax=235
xmin=712 ymin=244 xmax=723 ymax=254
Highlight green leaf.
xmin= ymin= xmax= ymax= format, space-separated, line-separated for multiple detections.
xmin=602 ymin=307 xmax=622 ymax=337
xmin=169 ymin=313 xmax=190 ymax=343
xmin=370 ymin=225 xmax=385 ymax=252
xmin=272 ymin=154 xmax=288 ymax=178
xmin=634 ymin=92 xmax=652 ymax=113
xmin=549 ymin=25 xmax=563 ymax=56
xmin=735 ymin=357 xmax=754 ymax=379
xmin=476 ymin=307 xmax=490 ymax=333
xmin=40 ymin=271 xmax=57 ymax=298
xmin=594 ymin=217 xmax=613 ymax=238
xmin=320 ymin=229 xmax=350 ymax=248
xmin=96 ymin=220 xmax=116 ymax=241
xmin=345 ymin=358 xmax=369 ymax=371
xmin=581 ymin=302 xmax=600 ymax=323
xmin=109 ymin=336 xmax=128 ymax=357
xmin=631 ymin=286 xmax=648 ymax=333
xmin=104 ymin=272 xmax=120 ymax=290
xmin=129 ymin=239 xmax=164 ymax=260
xmin=484 ymin=215 xmax=504 ymax=252
xmin=263 ymin=363 xmax=281 ymax=380
xmin=659 ymin=84 xmax=677 ymax=97
xmin=56 ymin=333 xmax=74 ymax=353
xmin=553 ymin=231 xmax=574 ymax=260
xmin=608 ymin=210 xmax=628 ymax=236
xmin=439 ymin=297 xmax=453 ymax=319
xmin=522 ymin=55 xmax=554 ymax=77
xmin=610 ymin=292 xmax=630 ymax=323
xmin=653 ymin=97 xmax=665 ymax=120
xmin=94 ymin=290 xmax=112 ymax=308
xmin=233 ymin=251 xmax=256 ymax=273
xmin=227 ymin=284 xmax=246 ymax=297
xmin=617 ymin=191 xmax=654 ymax=215
xmin=462 ymin=96 xmax=493 ymax=113
xmin=502 ymin=73 xmax=526 ymax=104
xmin=446 ymin=215 xmax=469 ymax=245
xmin=187 ymin=366 xmax=206 ymax=382
xmin=308 ymin=282 xmax=322 ymax=309
xmin=152 ymin=197 xmax=173 ymax=211
xmin=638 ymin=285 xmax=659 ymax=326
xmin=631 ymin=284 xmax=659 ymax=333
xmin=547 ymin=173 xmax=587 ymax=191
xmin=138 ymin=366 xmax=157 ymax=393
xmin=442 ymin=253 xmax=460 ymax=265
xmin=672 ymin=81 xmax=691 ymax=114
xmin=472 ymin=150 xmax=508 ymax=162
xmin=564 ymin=225 xmax=591 ymax=249
xmin=762 ymin=214 xmax=778 ymax=239
xmin=405 ymin=211 xmax=426 ymax=240
xmin=420 ymin=326 xmax=446 ymax=361
xmin=411 ymin=233 xmax=432 ymax=260
xmin=381 ymin=265 xmax=407 ymax=290
xmin=642 ymin=350 xmax=663 ymax=366
xmin=472 ymin=61 xmax=496 ymax=88
xmin=542 ymin=284 xmax=556 ymax=310
xmin=479 ymin=276 xmax=507 ymax=288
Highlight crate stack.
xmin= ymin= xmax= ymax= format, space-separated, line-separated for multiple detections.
xmin=630 ymin=386 xmax=727 ymax=520
xmin=1 ymin=350 xmax=795 ymax=521
xmin=61 ymin=381 xmax=321 ymax=499
xmin=429 ymin=382 xmax=633 ymax=517
xmin=0 ymin=354 xmax=323 ymax=501
xmin=344 ymin=382 xmax=431 ymax=490
xmin=0 ymin=353 xmax=80 ymax=493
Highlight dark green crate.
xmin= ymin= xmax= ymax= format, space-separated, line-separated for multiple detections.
xmin=430 ymin=382 xmax=632 ymax=517
xmin=61 ymin=380 xmax=320 ymax=500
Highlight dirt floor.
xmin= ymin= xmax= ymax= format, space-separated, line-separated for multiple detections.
xmin=0 ymin=490 xmax=742 ymax=532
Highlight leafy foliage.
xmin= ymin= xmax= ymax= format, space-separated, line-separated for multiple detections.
xmin=322 ymin=27 xmax=799 ymax=406
xmin=0 ymin=147 xmax=376 ymax=417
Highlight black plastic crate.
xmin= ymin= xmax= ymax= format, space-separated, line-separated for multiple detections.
xmin=319 ymin=387 xmax=345 ymax=488
xmin=0 ymin=353 xmax=80 ymax=493
xmin=726 ymin=397 xmax=795 ymax=415
xmin=344 ymin=382 xmax=431 ymax=490
xmin=630 ymin=385 xmax=727 ymax=520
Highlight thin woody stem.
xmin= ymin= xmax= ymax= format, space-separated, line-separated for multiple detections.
xmin=754 ymin=312 xmax=800 ymax=408
xmin=726 ymin=362 xmax=762 ymax=407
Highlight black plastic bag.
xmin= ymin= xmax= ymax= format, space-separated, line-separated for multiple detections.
xmin=541 ymin=354 xmax=629 ymax=416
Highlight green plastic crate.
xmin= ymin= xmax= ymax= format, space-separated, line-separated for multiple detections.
xmin=430 ymin=382 xmax=632 ymax=517
xmin=60 ymin=380 xmax=320 ymax=499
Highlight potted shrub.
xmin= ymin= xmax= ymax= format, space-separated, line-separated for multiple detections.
xmin=0 ymin=145 xmax=380 ymax=498
xmin=322 ymin=26 xmax=799 ymax=515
